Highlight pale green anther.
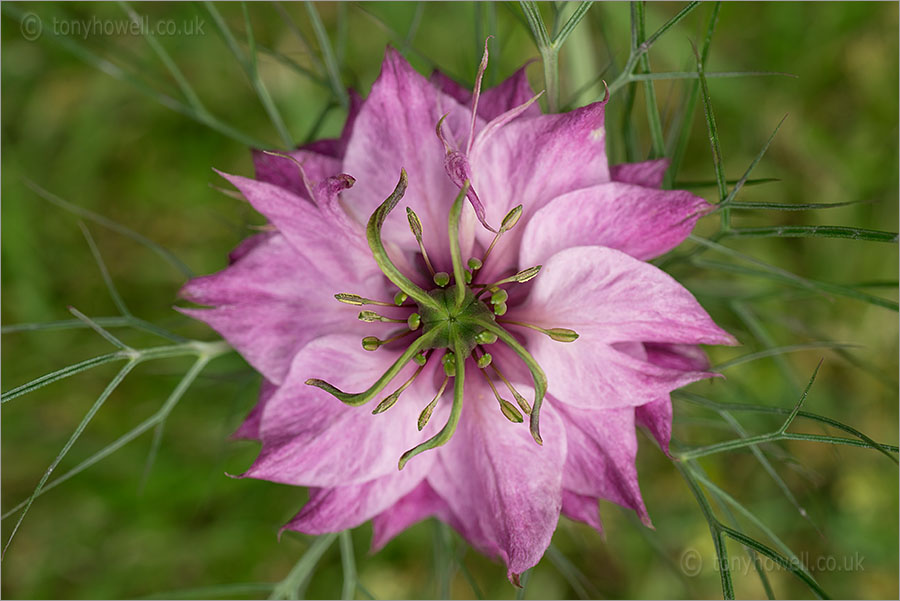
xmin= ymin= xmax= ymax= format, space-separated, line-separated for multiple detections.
xmin=498 ymin=398 xmax=524 ymax=423
xmin=475 ymin=330 xmax=498 ymax=345
xmin=477 ymin=353 xmax=493 ymax=369
xmin=413 ymin=352 xmax=427 ymax=366
xmin=491 ymin=289 xmax=508 ymax=305
xmin=406 ymin=207 xmax=423 ymax=238
xmin=359 ymin=310 xmax=400 ymax=323
xmin=433 ymin=272 xmax=450 ymax=287
xmin=417 ymin=376 xmax=448 ymax=431
xmin=441 ymin=351 xmax=456 ymax=377
xmin=511 ymin=389 xmax=532 ymax=416
xmin=500 ymin=204 xmax=523 ymax=232
xmin=408 ymin=313 xmax=421 ymax=330
xmin=335 ymin=293 xmax=366 ymax=305
xmin=546 ymin=328 xmax=580 ymax=343
xmin=372 ymin=392 xmax=400 ymax=414
xmin=514 ymin=265 xmax=542 ymax=283
xmin=361 ymin=336 xmax=381 ymax=351
xmin=493 ymin=302 xmax=508 ymax=316
xmin=394 ymin=291 xmax=408 ymax=306
xmin=467 ymin=257 xmax=483 ymax=271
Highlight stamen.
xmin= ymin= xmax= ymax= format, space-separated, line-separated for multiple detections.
xmin=476 ymin=352 xmax=492 ymax=369
xmin=441 ymin=351 xmax=456 ymax=377
xmin=490 ymin=363 xmax=532 ymax=416
xmin=372 ymin=352 xmax=431 ymax=415
xmin=479 ymin=205 xmax=523 ymax=269
xmin=413 ymin=351 xmax=428 ymax=366
xmin=406 ymin=207 xmax=436 ymax=276
xmin=418 ymin=375 xmax=449 ymax=431
xmin=493 ymin=302 xmax=508 ymax=316
xmin=474 ymin=265 xmax=543 ymax=297
xmin=499 ymin=320 xmax=580 ymax=343
xmin=407 ymin=313 xmax=421 ymax=330
xmin=335 ymin=293 xmax=396 ymax=307
xmin=358 ymin=310 xmax=405 ymax=324
xmin=476 ymin=350 xmax=523 ymax=424
xmin=433 ymin=272 xmax=450 ymax=287
xmin=467 ymin=257 xmax=482 ymax=271
xmin=475 ymin=330 xmax=498 ymax=345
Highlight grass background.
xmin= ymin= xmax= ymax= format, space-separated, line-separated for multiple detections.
xmin=2 ymin=2 xmax=898 ymax=599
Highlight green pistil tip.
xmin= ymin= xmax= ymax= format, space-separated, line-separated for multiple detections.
xmin=394 ymin=291 xmax=408 ymax=306
xmin=477 ymin=353 xmax=492 ymax=368
xmin=467 ymin=257 xmax=482 ymax=270
xmin=491 ymin=289 xmax=508 ymax=305
xmin=433 ymin=271 xmax=450 ymax=287
xmin=361 ymin=336 xmax=380 ymax=351
xmin=493 ymin=302 xmax=508 ymax=316
xmin=475 ymin=330 xmax=498 ymax=345
xmin=498 ymin=398 xmax=524 ymax=423
xmin=372 ymin=392 xmax=400 ymax=414
xmin=500 ymin=205 xmax=523 ymax=232
xmin=408 ymin=313 xmax=421 ymax=330
xmin=546 ymin=328 xmax=579 ymax=343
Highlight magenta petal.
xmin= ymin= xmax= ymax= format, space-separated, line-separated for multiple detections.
xmin=233 ymin=379 xmax=278 ymax=441
xmin=635 ymin=398 xmax=673 ymax=456
xmin=610 ymin=158 xmax=670 ymax=189
xmin=179 ymin=233 xmax=375 ymax=384
xmin=520 ymin=182 xmax=711 ymax=264
xmin=431 ymin=65 xmax=540 ymax=123
xmin=244 ymin=335 xmax=443 ymax=487
xmin=429 ymin=369 xmax=566 ymax=581
xmin=284 ymin=455 xmax=432 ymax=535
xmin=557 ymin=404 xmax=651 ymax=526
xmin=341 ymin=48 xmax=475 ymax=272
xmin=371 ymin=479 xmax=456 ymax=552
xmin=561 ymin=490 xmax=604 ymax=534
xmin=251 ymin=150 xmax=341 ymax=201
xmin=644 ymin=342 xmax=711 ymax=371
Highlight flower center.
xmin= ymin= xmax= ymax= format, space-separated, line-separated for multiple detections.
xmin=306 ymin=170 xmax=578 ymax=470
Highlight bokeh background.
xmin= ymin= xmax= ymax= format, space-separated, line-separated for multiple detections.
xmin=2 ymin=2 xmax=898 ymax=599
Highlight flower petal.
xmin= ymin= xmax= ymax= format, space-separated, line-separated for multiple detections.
xmin=519 ymin=182 xmax=711 ymax=265
xmin=233 ymin=379 xmax=277 ymax=440
xmin=431 ymin=65 xmax=540 ymax=122
xmin=428 ymin=369 xmax=566 ymax=581
xmin=557 ymin=403 xmax=651 ymax=525
xmin=243 ymin=334 xmax=444 ymax=487
xmin=561 ymin=490 xmax=603 ymax=534
xmin=179 ymin=233 xmax=378 ymax=384
xmin=284 ymin=454 xmax=432 ymax=535
xmin=341 ymin=48 xmax=475 ymax=272
xmin=370 ymin=479 xmax=457 ymax=552
xmin=610 ymin=158 xmax=670 ymax=189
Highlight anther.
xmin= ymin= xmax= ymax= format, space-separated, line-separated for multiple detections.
xmin=372 ymin=356 xmax=429 ymax=415
xmin=490 ymin=363 xmax=532 ymax=415
xmin=467 ymin=257 xmax=483 ymax=271
xmin=358 ymin=310 xmax=404 ymax=323
xmin=475 ymin=330 xmax=498 ymax=345
xmin=493 ymin=302 xmax=507 ymax=316
xmin=477 ymin=357 xmax=523 ymax=424
xmin=394 ymin=291 xmax=408 ymax=306
xmin=407 ymin=313 xmax=421 ymax=330
xmin=476 ymin=265 xmax=543 ymax=295
xmin=477 ymin=352 xmax=493 ymax=368
xmin=433 ymin=271 xmax=450 ymax=287
xmin=490 ymin=289 xmax=508 ymax=305
xmin=361 ymin=330 xmax=415 ymax=351
xmin=413 ymin=351 xmax=428 ymax=366
xmin=418 ymin=376 xmax=449 ymax=431
xmin=441 ymin=351 xmax=456 ymax=377
xmin=480 ymin=205 xmax=524 ymax=268
xmin=406 ymin=207 xmax=436 ymax=276
xmin=335 ymin=293 xmax=396 ymax=307
xmin=499 ymin=320 xmax=580 ymax=343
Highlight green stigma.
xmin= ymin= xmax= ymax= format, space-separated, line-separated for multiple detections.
xmin=310 ymin=170 xmax=580 ymax=469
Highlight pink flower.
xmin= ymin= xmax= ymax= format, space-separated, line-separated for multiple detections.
xmin=180 ymin=45 xmax=735 ymax=583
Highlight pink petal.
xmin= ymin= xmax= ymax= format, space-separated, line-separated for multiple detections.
xmin=243 ymin=335 xmax=444 ymax=487
xmin=519 ymin=182 xmax=711 ymax=265
xmin=232 ymin=379 xmax=277 ymax=440
xmin=557 ymin=404 xmax=651 ymax=525
xmin=561 ymin=490 xmax=604 ymax=534
xmin=428 ymin=368 xmax=567 ymax=582
xmin=341 ymin=48 xmax=475 ymax=272
xmin=467 ymin=98 xmax=611 ymax=279
xmin=284 ymin=454 xmax=432 ymax=535
xmin=179 ymin=233 xmax=377 ymax=384
xmin=371 ymin=479 xmax=457 ymax=551
xmin=610 ymin=158 xmax=670 ymax=189
xmin=635 ymin=398 xmax=672 ymax=456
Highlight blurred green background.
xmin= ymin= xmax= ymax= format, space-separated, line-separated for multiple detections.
xmin=2 ymin=2 xmax=897 ymax=599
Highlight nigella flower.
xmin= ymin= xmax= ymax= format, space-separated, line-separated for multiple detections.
xmin=179 ymin=44 xmax=735 ymax=582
